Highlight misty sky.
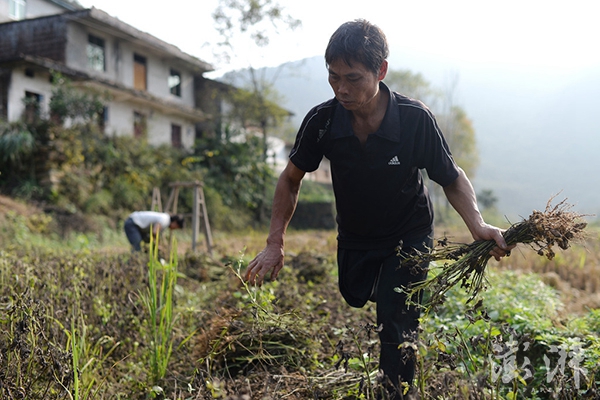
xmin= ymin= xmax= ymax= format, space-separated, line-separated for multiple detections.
xmin=77 ymin=0 xmax=600 ymax=76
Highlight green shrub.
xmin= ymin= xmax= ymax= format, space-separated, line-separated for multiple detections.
xmin=419 ymin=267 xmax=599 ymax=399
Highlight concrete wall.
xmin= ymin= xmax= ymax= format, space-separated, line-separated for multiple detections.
xmin=64 ymin=21 xmax=199 ymax=145
xmin=104 ymin=99 xmax=195 ymax=148
xmin=0 ymin=0 xmax=71 ymax=23
xmin=25 ymin=0 xmax=69 ymax=18
xmin=7 ymin=65 xmax=53 ymax=121
xmin=147 ymin=113 xmax=195 ymax=148
xmin=65 ymin=23 xmax=195 ymax=109
xmin=0 ymin=0 xmax=11 ymax=22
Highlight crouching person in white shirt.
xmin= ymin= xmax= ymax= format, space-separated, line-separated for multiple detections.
xmin=124 ymin=211 xmax=184 ymax=251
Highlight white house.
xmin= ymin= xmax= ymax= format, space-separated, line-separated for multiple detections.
xmin=0 ymin=1 xmax=214 ymax=149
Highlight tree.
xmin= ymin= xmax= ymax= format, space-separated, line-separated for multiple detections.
xmin=49 ymin=73 xmax=104 ymax=125
xmin=436 ymin=105 xmax=478 ymax=178
xmin=212 ymin=0 xmax=301 ymax=63
xmin=384 ymin=69 xmax=439 ymax=105
xmin=225 ymin=75 xmax=290 ymax=145
xmin=477 ymin=189 xmax=498 ymax=210
xmin=189 ymin=129 xmax=274 ymax=227
xmin=220 ymin=73 xmax=290 ymax=223
xmin=211 ymin=0 xmax=301 ymax=223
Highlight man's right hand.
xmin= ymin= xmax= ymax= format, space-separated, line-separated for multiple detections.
xmin=244 ymin=161 xmax=304 ymax=286
xmin=244 ymin=243 xmax=285 ymax=286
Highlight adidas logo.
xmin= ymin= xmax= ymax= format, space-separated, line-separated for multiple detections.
xmin=388 ymin=156 xmax=401 ymax=165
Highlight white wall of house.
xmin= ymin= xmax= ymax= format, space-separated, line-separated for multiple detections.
xmin=65 ymin=24 xmax=115 ymax=80
xmin=66 ymin=23 xmax=196 ymax=110
xmin=0 ymin=0 xmax=71 ymax=22
xmin=24 ymin=0 xmax=69 ymax=18
xmin=6 ymin=66 xmax=53 ymax=121
xmin=0 ymin=0 xmax=12 ymax=21
xmin=63 ymin=23 xmax=200 ymax=148
xmin=147 ymin=113 xmax=195 ymax=148
xmin=6 ymin=64 xmax=196 ymax=150
xmin=102 ymin=99 xmax=131 ymax=137
xmin=104 ymin=99 xmax=195 ymax=148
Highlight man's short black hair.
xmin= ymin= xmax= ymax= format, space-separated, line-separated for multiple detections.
xmin=170 ymin=214 xmax=184 ymax=229
xmin=325 ymin=19 xmax=389 ymax=75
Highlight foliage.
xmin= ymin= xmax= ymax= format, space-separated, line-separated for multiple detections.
xmin=48 ymin=73 xmax=105 ymax=124
xmin=437 ymin=105 xmax=479 ymax=177
xmin=224 ymin=79 xmax=290 ymax=134
xmin=416 ymin=265 xmax=600 ymax=399
xmin=189 ymin=130 xmax=275 ymax=225
xmin=45 ymin=126 xmax=203 ymax=218
xmin=212 ymin=0 xmax=301 ymax=58
xmin=478 ymin=188 xmax=499 ymax=210
xmin=140 ymin=235 xmax=180 ymax=384
xmin=298 ymin=180 xmax=335 ymax=203
xmin=384 ymin=69 xmax=440 ymax=105
xmin=0 ymin=121 xmax=36 ymax=166
xmin=210 ymin=0 xmax=302 ymax=225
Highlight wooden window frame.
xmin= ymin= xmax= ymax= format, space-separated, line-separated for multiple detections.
xmin=133 ymin=54 xmax=147 ymax=91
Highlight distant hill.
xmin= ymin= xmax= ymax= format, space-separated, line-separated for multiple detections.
xmin=221 ymin=54 xmax=600 ymax=221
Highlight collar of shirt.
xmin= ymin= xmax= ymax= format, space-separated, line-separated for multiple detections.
xmin=330 ymin=82 xmax=401 ymax=143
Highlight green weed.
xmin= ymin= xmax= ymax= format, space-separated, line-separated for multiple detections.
xmin=139 ymin=232 xmax=179 ymax=385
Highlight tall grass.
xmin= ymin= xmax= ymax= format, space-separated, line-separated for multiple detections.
xmin=139 ymin=231 xmax=179 ymax=384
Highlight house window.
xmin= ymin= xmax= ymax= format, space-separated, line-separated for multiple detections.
xmin=133 ymin=112 xmax=147 ymax=139
xmin=9 ymin=0 xmax=26 ymax=20
xmin=23 ymin=91 xmax=42 ymax=122
xmin=0 ymin=74 xmax=9 ymax=119
xmin=171 ymin=124 xmax=182 ymax=148
xmin=87 ymin=35 xmax=106 ymax=72
xmin=168 ymin=69 xmax=181 ymax=97
xmin=25 ymin=68 xmax=34 ymax=78
xmin=133 ymin=54 xmax=147 ymax=91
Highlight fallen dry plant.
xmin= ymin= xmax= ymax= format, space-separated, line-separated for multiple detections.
xmin=402 ymin=198 xmax=589 ymax=311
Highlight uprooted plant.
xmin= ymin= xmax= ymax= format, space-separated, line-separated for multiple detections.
xmin=400 ymin=198 xmax=589 ymax=312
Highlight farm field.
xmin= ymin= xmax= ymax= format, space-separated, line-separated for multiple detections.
xmin=1 ymin=195 xmax=599 ymax=399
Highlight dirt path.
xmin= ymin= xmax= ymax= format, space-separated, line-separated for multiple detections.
xmin=0 ymin=194 xmax=41 ymax=216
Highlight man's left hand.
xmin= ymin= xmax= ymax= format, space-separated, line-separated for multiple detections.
xmin=472 ymin=223 xmax=516 ymax=261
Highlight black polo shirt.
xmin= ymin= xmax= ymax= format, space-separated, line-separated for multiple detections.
xmin=290 ymin=83 xmax=460 ymax=250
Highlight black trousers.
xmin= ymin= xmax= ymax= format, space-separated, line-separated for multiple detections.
xmin=337 ymin=234 xmax=432 ymax=393
xmin=124 ymin=217 xmax=143 ymax=251
xmin=124 ymin=218 xmax=151 ymax=251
